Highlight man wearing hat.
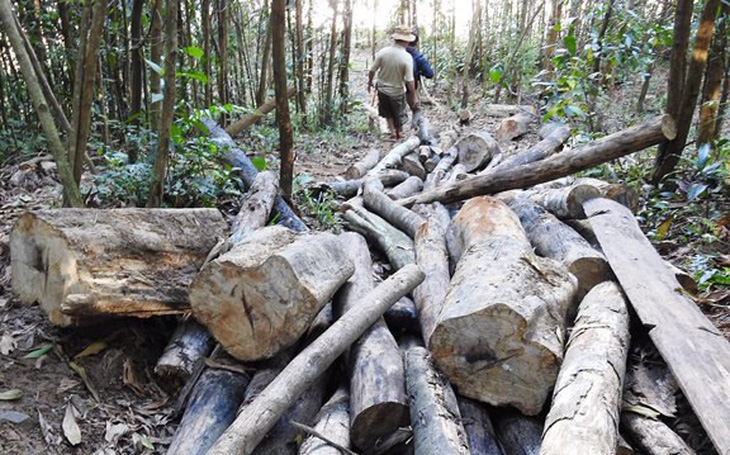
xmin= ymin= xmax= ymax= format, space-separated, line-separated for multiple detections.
xmin=368 ymin=24 xmax=421 ymax=140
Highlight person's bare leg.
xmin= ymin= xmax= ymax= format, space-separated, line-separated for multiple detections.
xmin=386 ymin=118 xmax=397 ymax=139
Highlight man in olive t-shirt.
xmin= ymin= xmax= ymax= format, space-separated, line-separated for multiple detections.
xmin=368 ymin=25 xmax=421 ymax=140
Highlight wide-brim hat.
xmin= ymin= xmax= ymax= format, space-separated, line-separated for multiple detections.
xmin=391 ymin=24 xmax=416 ymax=42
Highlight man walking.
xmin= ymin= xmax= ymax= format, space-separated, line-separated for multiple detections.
xmin=368 ymin=25 xmax=421 ymax=140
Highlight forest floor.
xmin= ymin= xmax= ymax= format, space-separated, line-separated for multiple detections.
xmin=0 ymin=49 xmax=728 ymax=454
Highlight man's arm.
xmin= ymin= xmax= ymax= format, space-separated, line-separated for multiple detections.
xmin=416 ymin=53 xmax=435 ymax=79
xmin=406 ymin=81 xmax=419 ymax=110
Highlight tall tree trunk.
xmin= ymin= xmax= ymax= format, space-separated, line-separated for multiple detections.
xmin=592 ymin=0 xmax=615 ymax=77
xmin=717 ymin=53 xmax=730 ymax=135
xmin=202 ymin=0 xmax=212 ymax=106
xmin=460 ymin=2 xmax=480 ymax=108
xmin=129 ymin=0 xmax=144 ymax=162
xmin=216 ymin=0 xmax=228 ymax=125
xmin=56 ymin=0 xmax=74 ymax=96
xmin=295 ymin=0 xmax=306 ymax=113
xmin=652 ymin=0 xmax=720 ymax=184
xmin=147 ymin=0 xmax=178 ymax=207
xmin=0 ymin=0 xmax=83 ymax=206
xmin=323 ymin=0 xmax=339 ymax=124
xmin=149 ymin=0 xmax=164 ymax=131
xmin=256 ymin=6 xmax=272 ymax=107
xmin=338 ymin=0 xmax=353 ymax=115
xmin=697 ymin=4 xmax=728 ymax=146
xmin=271 ymin=0 xmax=295 ymax=200
xmin=543 ymin=0 xmax=563 ymax=79
xmin=306 ymin=0 xmax=314 ymax=93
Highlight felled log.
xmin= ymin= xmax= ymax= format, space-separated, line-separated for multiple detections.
xmin=446 ymin=164 xmax=468 ymax=184
xmin=155 ymin=320 xmax=214 ymax=386
xmin=383 ymin=296 xmax=420 ymax=335
xmin=203 ymin=118 xmax=307 ymax=232
xmin=412 ymin=214 xmax=450 ymax=343
xmin=368 ymin=136 xmax=421 ymax=175
xmin=206 ymin=264 xmax=425 ymax=455
xmin=363 ymin=180 xmax=425 ymax=238
xmin=229 ymin=170 xmax=281 ymax=244
xmin=584 ymin=198 xmax=730 ymax=453
xmin=538 ymin=122 xmax=567 ymax=139
xmin=483 ymin=104 xmax=538 ymax=117
xmin=428 ymin=197 xmax=577 ymax=415
xmin=438 ymin=129 xmax=459 ymax=150
xmin=402 ymin=337 xmax=470 ymax=455
xmin=401 ymin=153 xmax=427 ymax=180
xmin=386 ymin=176 xmax=423 ymax=200
xmin=342 ymin=205 xmax=415 ymax=270
xmin=528 ymin=184 xmax=601 ymax=219
xmin=424 ymin=153 xmax=441 ymax=172
xmin=457 ymin=396 xmax=503 ymax=455
xmin=418 ymin=145 xmax=432 ymax=163
xmin=318 ymin=170 xmax=410 ymax=198
xmin=574 ymin=177 xmax=639 ymax=213
xmin=495 ymin=112 xmax=535 ymax=142
xmin=190 ymin=226 xmax=354 ymax=361
xmin=299 ymin=386 xmax=352 ymax=455
xmin=486 ymin=125 xmax=571 ymax=173
xmin=617 ymin=435 xmax=636 ymax=455
xmin=620 ymin=413 xmax=694 ymax=455
xmin=508 ymin=198 xmax=612 ymax=297
xmin=346 ymin=149 xmax=381 ymax=180
xmin=541 ymin=281 xmax=631 ymax=455
xmin=10 ymin=208 xmax=227 ymax=326
xmin=398 ymin=115 xmax=676 ymax=207
xmin=167 ymin=369 xmax=249 ymax=455
xmin=493 ymin=410 xmax=543 ymax=455
xmin=225 ymin=86 xmax=296 ymax=136
xmin=334 ymin=232 xmax=409 ymax=452
xmin=456 ymin=131 xmax=502 ymax=172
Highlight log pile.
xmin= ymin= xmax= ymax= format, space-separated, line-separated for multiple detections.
xmin=10 ymin=111 xmax=730 ymax=455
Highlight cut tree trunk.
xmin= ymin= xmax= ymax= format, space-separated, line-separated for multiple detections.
xmin=446 ymin=164 xmax=468 ymax=184
xmin=299 ymin=386 xmax=352 ymax=455
xmin=424 ymin=153 xmax=441 ymax=172
xmin=230 ymin=170 xmax=280 ymax=244
xmin=412 ymin=214 xmax=450 ymax=343
xmin=508 ymin=198 xmax=612 ymax=298
xmin=493 ymin=410 xmax=543 ymax=455
xmin=369 ymin=136 xmax=421 ymax=175
xmin=456 ymin=131 xmax=502 ymax=172
xmin=167 ymin=369 xmax=250 ymax=455
xmin=342 ymin=205 xmax=415 ymax=270
xmin=202 ymin=118 xmax=307 ymax=232
xmin=190 ymin=226 xmax=354 ymax=361
xmin=457 ymin=396 xmax=503 ymax=455
xmin=483 ymin=104 xmax=538 ymax=117
xmin=316 ymin=170 xmax=410 ymax=198
xmin=620 ymin=413 xmax=694 ymax=455
xmin=363 ymin=180 xmax=425 ymax=238
xmin=584 ymin=198 xmax=730 ymax=454
xmin=398 ymin=115 xmax=676 ymax=207
xmin=346 ymin=149 xmax=381 ymax=180
xmin=402 ymin=337 xmax=470 ymax=455
xmin=334 ymin=232 xmax=408 ymax=452
xmin=573 ymin=177 xmax=639 ymax=213
xmin=10 ymin=209 xmax=227 ymax=326
xmin=155 ymin=320 xmax=215 ymax=386
xmin=527 ymin=184 xmax=601 ymax=220
xmin=495 ymin=112 xmax=534 ymax=142
xmin=225 ymin=86 xmax=296 ymax=136
xmin=541 ymin=281 xmax=631 ymax=455
xmin=428 ymin=197 xmax=577 ymax=415
xmin=401 ymin=153 xmax=427 ymax=180
xmin=206 ymin=264 xmax=424 ymax=455
xmin=386 ymin=176 xmax=423 ymax=200
xmin=487 ymin=125 xmax=570 ymax=173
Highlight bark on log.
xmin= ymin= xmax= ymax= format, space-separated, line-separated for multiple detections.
xmin=528 ymin=184 xmax=601 ymax=219
xmin=398 ymin=115 xmax=676 ymax=207
xmin=456 ymin=131 xmax=502 ymax=172
xmin=10 ymin=208 xmax=227 ymax=326
xmin=230 ymin=170 xmax=279 ymax=244
xmin=206 ymin=264 xmax=425 ymax=455
xmin=386 ymin=176 xmax=423 ymax=200
xmin=428 ymin=197 xmax=578 ymax=415
xmin=424 ymin=153 xmax=441 ymax=172
xmin=494 ymin=410 xmax=543 ymax=455
xmin=457 ymin=396 xmax=503 ymax=455
xmin=401 ymin=152 xmax=427 ymax=180
xmin=438 ymin=130 xmax=459 ymax=150
xmin=412 ymin=216 xmax=450 ymax=343
xmin=425 ymin=145 xmax=458 ymax=190
xmin=418 ymin=145 xmax=433 ymax=163
xmin=617 ymin=434 xmax=636 ymax=455
xmin=483 ymin=104 xmax=538 ymax=117
xmin=155 ymin=320 xmax=214 ymax=386
xmin=346 ymin=149 xmax=381 ymax=180
xmin=496 ymin=112 xmax=535 ymax=142
xmin=334 ymin=232 xmax=409 ymax=452
xmin=402 ymin=337 xmax=470 ymax=455
xmin=167 ymin=369 xmax=249 ymax=455
xmin=190 ymin=226 xmax=354 ymax=361
xmin=584 ymin=198 xmax=730 ymax=453
xmin=508 ymin=198 xmax=612 ymax=298
xmin=446 ymin=164 xmax=469 ymax=184
xmin=538 ymin=122 xmax=567 ymax=139
xmin=368 ymin=136 xmax=421 ymax=175
xmin=383 ymin=296 xmax=420 ymax=335
xmin=487 ymin=125 xmax=570 ymax=173
xmin=541 ymin=281 xmax=631 ymax=455
xmin=317 ymin=170 xmax=410 ymax=198
xmin=573 ymin=177 xmax=639 ymax=213
xmin=342 ymin=205 xmax=415 ymax=270
xmin=225 ymin=86 xmax=296 ymax=136
xmin=363 ymin=180 xmax=425 ymax=238
xmin=202 ymin=118 xmax=307 ymax=232
xmin=620 ymin=413 xmax=694 ymax=455
xmin=299 ymin=386 xmax=352 ymax=455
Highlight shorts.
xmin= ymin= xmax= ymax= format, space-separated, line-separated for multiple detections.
xmin=377 ymin=91 xmax=409 ymax=129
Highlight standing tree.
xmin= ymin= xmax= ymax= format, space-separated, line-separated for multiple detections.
xmin=271 ymin=0 xmax=294 ymax=200
xmin=697 ymin=3 xmax=728 ymax=147
xmin=129 ymin=0 xmax=144 ymax=162
xmin=149 ymin=0 xmax=164 ymax=131
xmin=216 ymin=0 xmax=229 ymax=125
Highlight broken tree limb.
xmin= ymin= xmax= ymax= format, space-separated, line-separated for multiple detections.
xmin=202 ymin=118 xmax=307 ymax=232
xmin=190 ymin=226 xmax=354 ymax=361
xmin=225 ymin=86 xmax=296 ymax=136
xmin=493 ymin=410 xmax=543 ymax=455
xmin=10 ymin=208 xmax=227 ymax=326
xmin=541 ymin=281 xmax=631 ymax=455
xmin=398 ymin=115 xmax=676 ymax=207
xmin=368 ymin=136 xmax=421 ymax=175
xmin=316 ymin=170 xmax=410 ymax=198
xmin=155 ymin=320 xmax=215 ymax=386
xmin=342 ymin=204 xmax=415 ymax=270
xmin=457 ymin=131 xmax=502 ymax=172
xmin=402 ymin=337 xmax=470 ymax=455
xmin=620 ymin=413 xmax=694 ymax=455
xmin=457 ymin=396 xmax=503 ymax=455
xmin=363 ymin=179 xmax=425 ymax=238
xmin=428 ymin=197 xmax=578 ymax=415
xmin=346 ymin=149 xmax=381 ymax=180
xmin=495 ymin=112 xmax=535 ymax=142
xmin=486 ymin=125 xmax=571 ymax=174
xmin=584 ymin=197 xmax=730 ymax=454
xmin=298 ymin=386 xmax=353 ymax=455
xmin=508 ymin=198 xmax=612 ymax=298
xmin=401 ymin=152 xmax=427 ymax=180
xmin=386 ymin=176 xmax=423 ymax=199
xmin=334 ymin=232 xmax=408 ymax=452
xmin=206 ymin=264 xmax=425 ymax=455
